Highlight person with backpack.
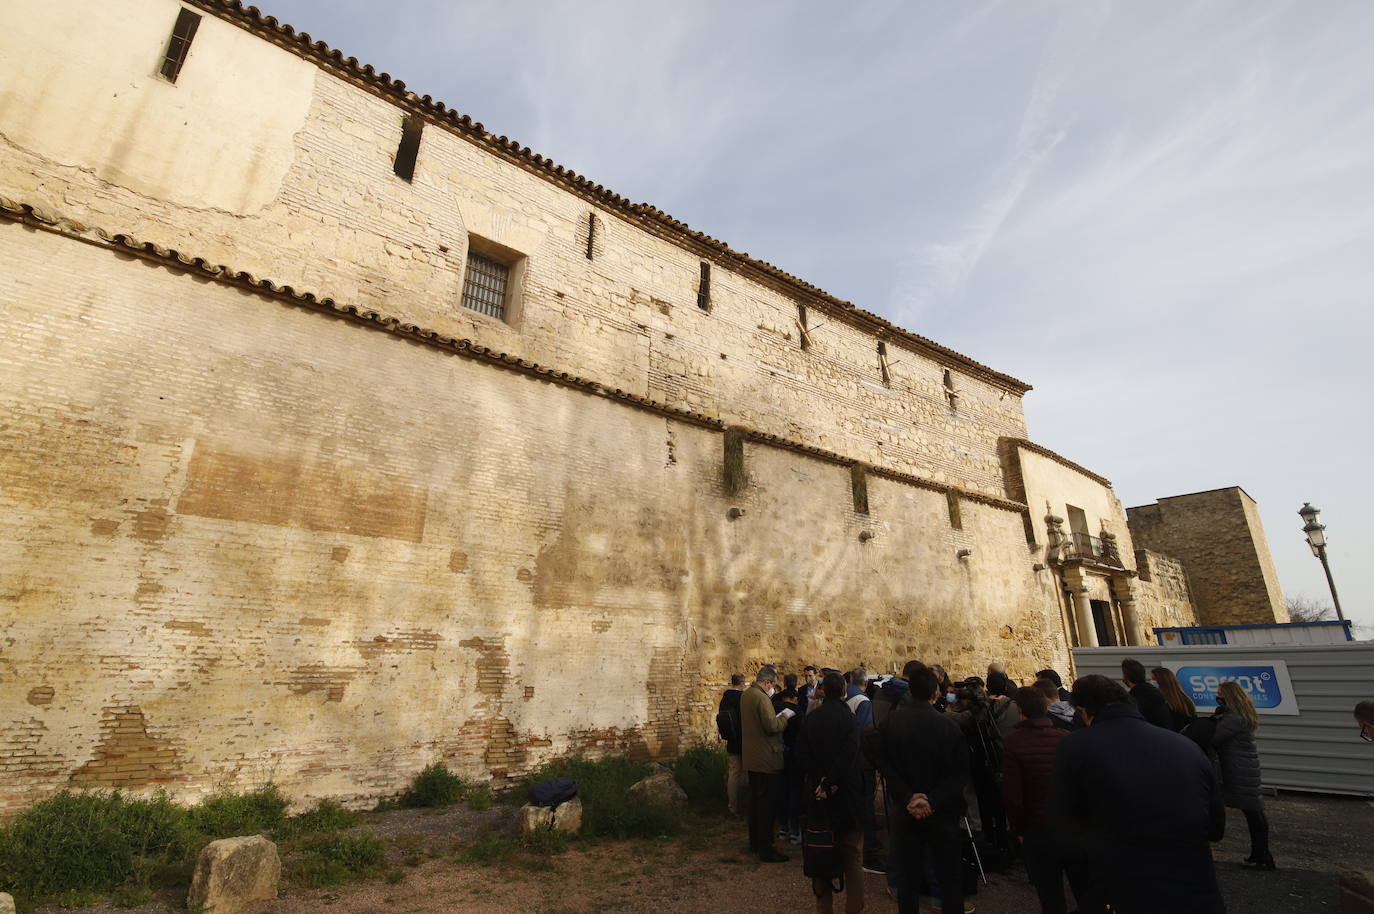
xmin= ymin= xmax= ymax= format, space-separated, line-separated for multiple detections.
xmin=798 ymin=671 xmax=866 ymax=914
xmin=717 ymin=673 xmax=746 ymax=815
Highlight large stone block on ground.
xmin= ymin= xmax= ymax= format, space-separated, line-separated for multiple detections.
xmin=1343 ymin=870 xmax=1374 ymax=914
xmin=0 ymin=891 xmax=14 ymax=914
xmin=551 ymin=795 xmax=582 ymax=833
xmin=187 ymin=835 xmax=280 ymax=913
xmin=626 ymin=768 xmax=688 ymax=809
xmin=520 ymin=796 xmax=582 ymax=834
xmin=520 ymin=802 xmax=553 ymax=833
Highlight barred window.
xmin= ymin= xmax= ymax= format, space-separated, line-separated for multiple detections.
xmin=462 ymin=251 xmax=510 ymax=319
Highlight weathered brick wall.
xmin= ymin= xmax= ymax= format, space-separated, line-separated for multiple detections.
xmin=0 ymin=0 xmax=1029 ymax=506
xmin=0 ymin=221 xmax=1065 ymax=813
xmin=1127 ymin=489 xmax=1287 ymax=626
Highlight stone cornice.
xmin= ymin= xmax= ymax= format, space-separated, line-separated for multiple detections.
xmin=1000 ymin=437 xmax=1112 ymax=489
xmin=0 ymin=195 xmax=1027 ymax=517
xmin=179 ymin=0 xmax=1032 ymax=396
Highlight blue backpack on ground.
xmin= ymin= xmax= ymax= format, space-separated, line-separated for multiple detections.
xmin=528 ymin=776 xmax=577 ymax=807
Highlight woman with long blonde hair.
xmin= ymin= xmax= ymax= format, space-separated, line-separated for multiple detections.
xmin=1150 ymin=667 xmax=1197 ymax=732
xmin=1213 ymin=681 xmax=1275 ymax=870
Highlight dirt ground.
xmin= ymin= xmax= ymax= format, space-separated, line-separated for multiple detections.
xmin=41 ymin=792 xmax=1373 ymax=914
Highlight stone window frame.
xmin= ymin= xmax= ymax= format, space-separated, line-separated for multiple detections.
xmin=460 ymin=235 xmax=528 ymax=326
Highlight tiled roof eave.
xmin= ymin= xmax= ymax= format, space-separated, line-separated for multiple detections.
xmin=179 ymin=0 xmax=1033 ymax=396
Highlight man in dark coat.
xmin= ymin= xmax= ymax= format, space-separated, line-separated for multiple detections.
xmin=1003 ymin=685 xmax=1070 ymax=914
xmin=799 ymin=671 xmax=865 ymax=914
xmin=880 ymin=667 xmax=970 ymax=914
xmin=1122 ymin=657 xmax=1173 ymax=730
xmin=1050 ymin=674 xmax=1226 ymax=914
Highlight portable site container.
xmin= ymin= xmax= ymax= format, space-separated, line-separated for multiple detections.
xmin=1154 ymin=621 xmax=1353 ymax=647
xmin=1072 ymin=642 xmax=1374 ymax=797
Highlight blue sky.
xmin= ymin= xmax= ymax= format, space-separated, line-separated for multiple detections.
xmin=260 ymin=0 xmax=1373 ymax=632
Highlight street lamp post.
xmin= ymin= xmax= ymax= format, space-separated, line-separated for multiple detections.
xmin=1298 ymin=503 xmax=1345 ymax=622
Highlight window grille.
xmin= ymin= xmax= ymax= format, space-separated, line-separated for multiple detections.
xmin=462 ymin=251 xmax=510 ymax=319
xmin=160 ymin=8 xmax=201 ymax=83
xmin=697 ymin=262 xmax=711 ymax=311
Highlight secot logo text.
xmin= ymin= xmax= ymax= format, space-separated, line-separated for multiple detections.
xmin=1177 ymin=666 xmax=1283 ymax=709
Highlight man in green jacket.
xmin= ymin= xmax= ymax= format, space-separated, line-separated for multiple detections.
xmin=741 ymin=664 xmax=794 ymax=862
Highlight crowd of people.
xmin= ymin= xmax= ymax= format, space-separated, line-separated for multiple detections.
xmin=715 ymin=656 xmax=1293 ymax=914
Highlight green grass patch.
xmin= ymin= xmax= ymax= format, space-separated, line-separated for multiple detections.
xmin=520 ymin=827 xmax=569 ymax=856
xmin=0 ymin=789 xmax=191 ymax=896
xmin=671 ymin=745 xmax=728 ymax=815
xmin=288 ymin=831 xmax=385 ymax=888
xmin=188 ymin=784 xmax=288 ymax=839
xmin=0 ymin=783 xmax=346 ymax=903
xmin=457 ymin=830 xmax=518 ymax=865
xmin=466 ymin=784 xmax=493 ymax=811
xmin=274 ymin=799 xmax=358 ymax=842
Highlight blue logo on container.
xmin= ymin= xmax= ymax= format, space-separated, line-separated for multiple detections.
xmin=1177 ymin=666 xmax=1283 ymax=709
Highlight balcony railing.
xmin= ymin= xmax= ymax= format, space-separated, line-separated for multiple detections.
xmin=1065 ymin=532 xmax=1124 ymax=567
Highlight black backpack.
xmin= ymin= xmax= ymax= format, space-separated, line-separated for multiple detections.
xmin=716 ymin=707 xmax=741 ymax=744
xmin=803 ymin=799 xmax=844 ymax=894
xmin=1182 ymin=716 xmax=1217 ymax=753
xmin=527 ymin=776 xmax=577 ymax=807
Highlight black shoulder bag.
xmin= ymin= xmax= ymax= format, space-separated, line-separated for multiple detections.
xmin=803 ymin=786 xmax=844 ymax=895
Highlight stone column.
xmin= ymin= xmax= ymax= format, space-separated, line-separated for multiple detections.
xmin=1062 ymin=566 xmax=1097 ymax=648
xmin=1114 ymin=573 xmax=1144 ymax=646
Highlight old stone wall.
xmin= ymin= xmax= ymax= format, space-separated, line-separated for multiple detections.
xmin=1127 ymin=488 xmax=1287 ymax=626
xmin=1133 ymin=549 xmax=1198 ymax=635
xmin=0 ymin=219 xmax=1065 ymax=813
xmin=0 ymin=0 xmax=1029 ymax=506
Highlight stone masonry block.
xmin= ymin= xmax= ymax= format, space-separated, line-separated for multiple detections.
xmin=187 ymin=836 xmax=281 ymax=914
